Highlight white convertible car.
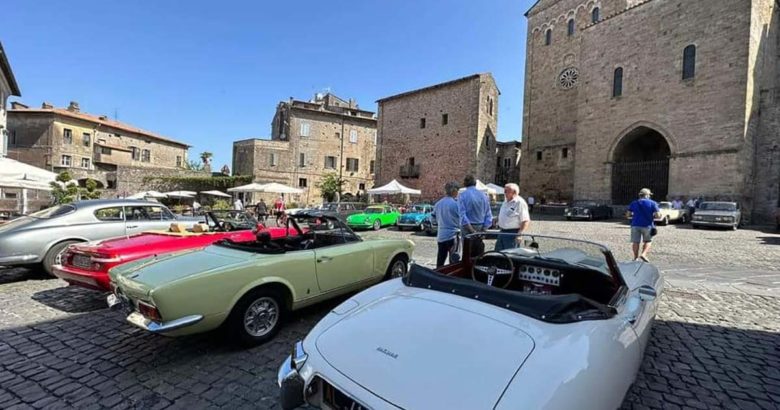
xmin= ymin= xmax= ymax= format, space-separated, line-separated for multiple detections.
xmin=277 ymin=233 xmax=663 ymax=410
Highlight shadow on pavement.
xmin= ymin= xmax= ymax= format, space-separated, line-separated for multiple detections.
xmin=0 ymin=267 xmax=52 ymax=286
xmin=758 ymin=236 xmax=780 ymax=245
xmin=31 ymin=286 xmax=109 ymax=314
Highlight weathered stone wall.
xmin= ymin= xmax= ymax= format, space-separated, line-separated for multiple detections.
xmin=476 ymin=76 xmax=500 ymax=184
xmin=495 ymin=141 xmax=522 ymax=186
xmin=376 ymin=74 xmax=499 ymax=202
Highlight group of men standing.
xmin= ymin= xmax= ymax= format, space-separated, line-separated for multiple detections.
xmin=433 ymin=175 xmax=531 ymax=268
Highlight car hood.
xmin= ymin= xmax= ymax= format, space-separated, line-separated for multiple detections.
xmin=315 ymin=293 xmax=535 ymax=409
xmin=346 ymin=213 xmax=372 ymax=221
xmin=399 ymin=212 xmax=427 ymax=220
xmin=695 ymin=210 xmax=737 ymax=216
xmin=110 ymin=245 xmax=249 ymax=290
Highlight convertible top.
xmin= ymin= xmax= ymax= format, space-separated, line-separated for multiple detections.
xmin=403 ymin=264 xmax=616 ymax=323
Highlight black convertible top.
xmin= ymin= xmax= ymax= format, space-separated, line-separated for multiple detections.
xmin=403 ymin=264 xmax=616 ymax=324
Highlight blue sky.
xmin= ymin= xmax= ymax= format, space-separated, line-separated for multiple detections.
xmin=3 ymin=0 xmax=534 ymax=169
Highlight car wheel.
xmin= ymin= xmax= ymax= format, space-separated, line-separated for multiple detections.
xmin=372 ymin=220 xmax=381 ymax=230
xmin=661 ymin=216 xmax=669 ymax=226
xmin=732 ymin=223 xmax=738 ymax=231
xmin=228 ymin=288 xmax=286 ymax=347
xmin=418 ymin=223 xmax=424 ymax=231
xmin=384 ymin=254 xmax=408 ymax=280
xmin=397 ymin=225 xmax=404 ymax=231
xmin=42 ymin=240 xmax=80 ymax=276
xmin=681 ymin=214 xmax=688 ymax=224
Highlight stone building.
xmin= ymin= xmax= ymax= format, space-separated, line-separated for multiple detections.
xmin=233 ymin=93 xmax=377 ymax=204
xmin=7 ymin=101 xmax=190 ymax=194
xmin=521 ymin=0 xmax=780 ymax=222
xmin=375 ymin=73 xmax=500 ymax=201
xmin=0 ymin=42 xmax=21 ymax=157
xmin=495 ymin=141 xmax=522 ymax=186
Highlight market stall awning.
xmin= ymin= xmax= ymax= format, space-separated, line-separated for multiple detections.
xmin=367 ymin=179 xmax=421 ymax=195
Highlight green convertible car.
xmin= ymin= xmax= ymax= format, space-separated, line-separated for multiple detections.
xmin=346 ymin=205 xmax=401 ymax=230
xmin=107 ymin=212 xmax=414 ymax=346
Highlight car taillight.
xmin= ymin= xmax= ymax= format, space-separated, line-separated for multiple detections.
xmin=138 ymin=301 xmax=162 ymax=322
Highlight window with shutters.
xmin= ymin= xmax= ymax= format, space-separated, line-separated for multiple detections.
xmin=82 ymin=133 xmax=91 ymax=147
xmin=81 ymin=158 xmax=90 ymax=168
xmin=346 ymin=158 xmax=359 ymax=172
xmin=350 ymin=129 xmax=358 ymax=143
xmin=325 ymin=156 xmax=337 ymax=169
xmin=141 ymin=149 xmax=151 ymax=162
xmin=300 ymin=122 xmax=310 ymax=137
xmin=61 ymin=155 xmax=72 ymax=166
xmin=63 ymin=129 xmax=73 ymax=145
xmin=130 ymin=146 xmax=140 ymax=161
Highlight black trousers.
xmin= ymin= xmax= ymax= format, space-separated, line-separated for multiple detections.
xmin=437 ymin=238 xmax=456 ymax=268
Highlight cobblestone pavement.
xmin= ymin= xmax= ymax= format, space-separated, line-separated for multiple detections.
xmin=0 ymin=219 xmax=778 ymax=409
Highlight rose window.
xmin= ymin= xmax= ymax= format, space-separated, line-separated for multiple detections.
xmin=558 ymin=68 xmax=579 ymax=90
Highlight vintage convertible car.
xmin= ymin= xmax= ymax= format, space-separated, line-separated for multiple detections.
xmin=346 ymin=205 xmax=401 ymax=230
xmin=691 ymin=201 xmax=742 ymax=230
xmin=396 ymin=204 xmax=433 ymax=231
xmin=564 ymin=200 xmax=613 ymax=220
xmin=0 ymin=199 xmax=202 ymax=275
xmin=278 ymin=233 xmax=663 ymax=410
xmin=107 ymin=212 xmax=414 ymax=346
xmin=655 ymin=201 xmax=689 ymax=225
xmin=52 ymin=210 xmax=296 ymax=292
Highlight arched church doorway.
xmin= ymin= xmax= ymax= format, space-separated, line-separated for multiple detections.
xmin=611 ymin=126 xmax=671 ymax=204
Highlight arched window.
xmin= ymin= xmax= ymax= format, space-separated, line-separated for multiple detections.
xmin=592 ymin=7 xmax=600 ymax=23
xmin=545 ymin=29 xmax=552 ymax=45
xmin=613 ymin=67 xmax=623 ymax=97
xmin=682 ymin=45 xmax=696 ymax=80
xmin=567 ymin=19 xmax=575 ymax=36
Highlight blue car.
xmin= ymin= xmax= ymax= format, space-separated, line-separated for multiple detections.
xmin=397 ymin=204 xmax=433 ymax=231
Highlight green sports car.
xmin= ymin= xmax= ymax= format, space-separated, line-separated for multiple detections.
xmin=107 ymin=212 xmax=414 ymax=346
xmin=346 ymin=205 xmax=401 ymax=230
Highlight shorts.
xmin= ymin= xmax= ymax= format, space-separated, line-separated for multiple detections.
xmin=630 ymin=226 xmax=653 ymax=243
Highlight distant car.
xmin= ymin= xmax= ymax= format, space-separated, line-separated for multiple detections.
xmin=312 ymin=202 xmax=367 ymax=221
xmin=654 ymin=201 xmax=689 ymax=225
xmin=52 ymin=210 xmax=298 ymax=292
xmin=0 ymin=199 xmax=203 ymax=275
xmin=397 ymin=204 xmax=433 ymax=231
xmin=422 ymin=213 xmax=438 ymax=236
xmin=692 ymin=201 xmax=742 ymax=230
xmin=564 ymin=200 xmax=613 ymax=221
xmin=107 ymin=212 xmax=414 ymax=346
xmin=346 ymin=205 xmax=401 ymax=230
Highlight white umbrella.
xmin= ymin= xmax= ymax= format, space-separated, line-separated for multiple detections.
xmin=486 ymin=183 xmax=505 ymax=195
xmin=459 ymin=180 xmax=497 ymax=193
xmin=163 ymin=190 xmax=197 ymax=197
xmin=200 ymin=190 xmax=231 ymax=198
xmin=367 ymin=179 xmax=421 ymax=195
xmin=0 ymin=158 xmax=58 ymax=214
xmin=127 ymin=190 xmax=167 ymax=199
xmin=258 ymin=182 xmax=304 ymax=194
xmin=227 ymin=183 xmax=268 ymax=193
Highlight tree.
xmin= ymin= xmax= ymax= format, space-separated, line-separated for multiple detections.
xmin=50 ymin=172 xmax=79 ymax=204
xmin=316 ymin=173 xmax=344 ymax=202
xmin=185 ymin=159 xmax=204 ymax=171
xmin=81 ymin=178 xmax=102 ymax=200
xmin=200 ymin=151 xmax=213 ymax=165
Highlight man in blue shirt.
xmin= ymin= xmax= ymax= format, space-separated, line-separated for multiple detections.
xmin=628 ymin=188 xmax=661 ymax=262
xmin=433 ymin=182 xmax=461 ymax=267
xmin=458 ymin=175 xmax=492 ymax=234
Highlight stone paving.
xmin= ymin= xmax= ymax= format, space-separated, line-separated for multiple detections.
xmin=0 ymin=219 xmax=778 ymax=409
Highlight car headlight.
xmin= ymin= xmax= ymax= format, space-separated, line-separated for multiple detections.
xmin=693 ymin=215 xmax=703 ymax=220
xmin=564 ymin=208 xmax=570 ymax=214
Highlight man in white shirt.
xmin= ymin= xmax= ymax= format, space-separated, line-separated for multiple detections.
xmin=495 ymin=183 xmax=531 ymax=251
xmin=686 ymin=197 xmax=696 ymax=216
xmin=233 ymin=197 xmax=244 ymax=211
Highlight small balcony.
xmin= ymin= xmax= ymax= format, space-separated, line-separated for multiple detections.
xmin=400 ymin=164 xmax=420 ymax=178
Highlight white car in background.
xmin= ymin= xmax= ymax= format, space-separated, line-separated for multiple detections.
xmin=277 ymin=233 xmax=663 ymax=410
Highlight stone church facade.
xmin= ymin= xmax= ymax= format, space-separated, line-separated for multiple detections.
xmin=521 ymin=0 xmax=780 ymax=222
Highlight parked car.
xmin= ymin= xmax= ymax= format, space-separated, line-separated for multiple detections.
xmin=346 ymin=205 xmax=401 ymax=230
xmin=564 ymin=200 xmax=613 ymax=220
xmin=397 ymin=204 xmax=433 ymax=231
xmin=278 ymin=233 xmax=663 ymax=410
xmin=107 ymin=212 xmax=414 ymax=346
xmin=312 ymin=202 xmax=367 ymax=221
xmin=655 ymin=201 xmax=689 ymax=225
xmin=53 ymin=210 xmax=298 ymax=292
xmin=422 ymin=213 xmax=438 ymax=236
xmin=0 ymin=199 xmax=203 ymax=275
xmin=691 ymin=201 xmax=742 ymax=230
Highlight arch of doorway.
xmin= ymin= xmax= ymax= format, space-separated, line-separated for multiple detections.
xmin=606 ymin=120 xmax=677 ymax=163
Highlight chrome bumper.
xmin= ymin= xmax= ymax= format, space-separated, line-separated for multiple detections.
xmin=277 ymin=341 xmax=307 ymax=409
xmin=397 ymin=222 xmax=421 ymax=227
xmin=566 ymin=215 xmax=591 ymax=219
xmin=0 ymin=254 xmax=39 ymax=265
xmin=692 ymin=220 xmax=735 ymax=227
xmin=106 ymin=294 xmax=203 ymax=334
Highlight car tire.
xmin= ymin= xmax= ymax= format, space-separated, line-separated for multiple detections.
xmin=384 ymin=254 xmax=408 ymax=280
xmin=397 ymin=225 xmax=404 ymax=231
xmin=418 ymin=223 xmax=424 ymax=231
xmin=372 ymin=220 xmax=381 ymax=231
xmin=228 ymin=287 xmax=287 ymax=347
xmin=42 ymin=240 xmax=80 ymax=276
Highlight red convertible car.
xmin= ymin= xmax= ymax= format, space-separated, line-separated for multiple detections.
xmin=53 ymin=211 xmax=296 ymax=292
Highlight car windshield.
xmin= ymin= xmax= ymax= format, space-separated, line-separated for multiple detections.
xmin=410 ymin=205 xmax=429 ymax=213
xmin=320 ymin=203 xmax=338 ymax=211
xmin=207 ymin=210 xmax=257 ymax=231
xmin=699 ymin=202 xmax=737 ymax=211
xmin=573 ymin=201 xmax=597 ymax=206
xmin=28 ymin=204 xmax=76 ymax=219
xmin=659 ymin=202 xmax=672 ymax=209
xmin=365 ymin=207 xmax=383 ymax=214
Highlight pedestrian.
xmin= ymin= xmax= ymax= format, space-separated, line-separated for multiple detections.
xmin=458 ymin=175 xmax=492 ymax=256
xmin=672 ymin=198 xmax=683 ymax=210
xmin=233 ymin=196 xmax=244 ymax=211
xmin=192 ymin=200 xmax=201 ymax=214
xmin=495 ymin=183 xmax=531 ymax=251
xmin=273 ymin=196 xmax=286 ymax=225
xmin=255 ymin=198 xmax=268 ymax=223
xmin=527 ymin=195 xmax=535 ymax=213
xmin=686 ymin=197 xmax=696 ymax=216
xmin=434 ymin=182 xmax=461 ymax=268
xmin=627 ymin=188 xmax=661 ymax=262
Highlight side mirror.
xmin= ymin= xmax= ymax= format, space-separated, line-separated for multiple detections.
xmin=637 ymin=285 xmax=657 ymax=301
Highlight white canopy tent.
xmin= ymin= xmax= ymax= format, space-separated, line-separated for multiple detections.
xmin=257 ymin=182 xmax=304 ymax=195
xmin=200 ymin=190 xmax=231 ymax=198
xmin=367 ymin=179 xmax=421 ymax=195
xmin=459 ymin=180 xmax=501 ymax=194
xmin=227 ymin=183 xmax=268 ymax=193
xmin=163 ymin=190 xmax=197 ymax=198
xmin=0 ymin=157 xmax=58 ymax=214
xmin=486 ymin=183 xmax=505 ymax=195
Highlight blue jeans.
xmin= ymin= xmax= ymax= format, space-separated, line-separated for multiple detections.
xmin=495 ymin=228 xmax=520 ymax=251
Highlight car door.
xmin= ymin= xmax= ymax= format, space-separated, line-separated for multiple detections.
xmin=143 ymin=205 xmax=178 ymax=230
xmin=92 ymin=206 xmax=128 ymax=239
xmin=123 ymin=205 xmax=167 ymax=235
xmin=313 ymin=225 xmax=375 ymax=293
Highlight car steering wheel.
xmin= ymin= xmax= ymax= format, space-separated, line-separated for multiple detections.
xmin=472 ymin=251 xmax=515 ymax=288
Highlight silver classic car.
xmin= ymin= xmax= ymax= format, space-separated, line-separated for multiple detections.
xmin=0 ymin=199 xmax=200 ymax=274
xmin=691 ymin=201 xmax=742 ymax=230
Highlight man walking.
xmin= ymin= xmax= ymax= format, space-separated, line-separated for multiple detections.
xmin=233 ymin=196 xmax=244 ymax=211
xmin=686 ymin=197 xmax=696 ymax=216
xmin=627 ymin=188 xmax=661 ymax=262
xmin=495 ymin=183 xmax=531 ymax=251
xmin=527 ymin=195 xmax=535 ymax=213
xmin=458 ymin=175 xmax=492 ymax=234
xmin=255 ymin=198 xmax=268 ymax=223
xmin=434 ymin=182 xmax=461 ymax=268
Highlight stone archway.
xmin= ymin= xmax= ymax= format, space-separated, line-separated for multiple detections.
xmin=610 ymin=126 xmax=671 ymax=204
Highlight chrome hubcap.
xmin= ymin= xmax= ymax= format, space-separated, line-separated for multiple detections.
xmin=243 ymin=297 xmax=279 ymax=337
xmin=391 ymin=260 xmax=406 ymax=278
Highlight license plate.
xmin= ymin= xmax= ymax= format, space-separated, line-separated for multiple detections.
xmin=72 ymin=254 xmax=92 ymax=269
xmin=323 ymin=381 xmax=367 ymax=410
